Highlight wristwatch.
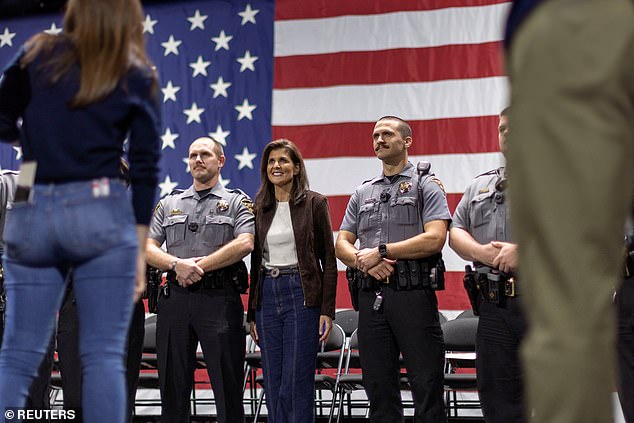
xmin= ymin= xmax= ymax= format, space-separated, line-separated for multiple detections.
xmin=170 ymin=259 xmax=178 ymax=272
xmin=378 ymin=244 xmax=388 ymax=259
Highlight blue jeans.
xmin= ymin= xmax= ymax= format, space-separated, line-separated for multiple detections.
xmin=0 ymin=180 xmax=137 ymax=423
xmin=256 ymin=270 xmax=320 ymax=423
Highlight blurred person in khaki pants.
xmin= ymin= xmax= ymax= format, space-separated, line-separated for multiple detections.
xmin=505 ymin=0 xmax=634 ymax=422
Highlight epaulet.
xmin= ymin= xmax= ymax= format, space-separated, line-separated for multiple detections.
xmin=156 ymin=189 xmax=183 ymax=209
xmin=227 ymin=187 xmax=249 ymax=198
xmin=475 ymin=169 xmax=498 ymax=178
xmin=416 ymin=161 xmax=431 ymax=176
xmin=362 ymin=175 xmax=382 ymax=185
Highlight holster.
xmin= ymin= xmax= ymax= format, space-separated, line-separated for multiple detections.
xmin=227 ymin=260 xmax=249 ymax=294
xmin=346 ymin=267 xmax=360 ymax=311
xmin=463 ymin=265 xmax=480 ymax=316
xmin=486 ymin=270 xmax=501 ymax=303
xmin=475 ymin=268 xmax=518 ymax=304
xmin=145 ymin=266 xmax=161 ymax=314
xmin=429 ymin=254 xmax=446 ymax=291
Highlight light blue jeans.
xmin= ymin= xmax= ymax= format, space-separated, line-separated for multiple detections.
xmin=0 ymin=180 xmax=137 ymax=423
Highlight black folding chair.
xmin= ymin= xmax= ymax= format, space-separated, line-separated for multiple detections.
xmin=441 ymin=317 xmax=479 ymax=417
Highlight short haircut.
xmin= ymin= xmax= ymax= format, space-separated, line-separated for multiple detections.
xmin=500 ymin=106 xmax=511 ymax=117
xmin=377 ymin=115 xmax=412 ymax=138
xmin=191 ymin=136 xmax=224 ymax=159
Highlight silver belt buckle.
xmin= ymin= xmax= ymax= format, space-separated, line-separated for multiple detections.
xmin=270 ymin=267 xmax=280 ymax=278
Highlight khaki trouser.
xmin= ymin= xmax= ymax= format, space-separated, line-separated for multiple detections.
xmin=506 ymin=0 xmax=634 ymax=422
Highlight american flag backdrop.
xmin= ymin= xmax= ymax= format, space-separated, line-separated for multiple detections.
xmin=0 ymin=0 xmax=511 ymax=311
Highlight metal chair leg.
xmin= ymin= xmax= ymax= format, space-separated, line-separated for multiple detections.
xmin=327 ymin=382 xmax=340 ymax=423
xmin=253 ymin=389 xmax=265 ymax=423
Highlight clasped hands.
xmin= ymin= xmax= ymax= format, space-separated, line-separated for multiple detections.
xmin=355 ymin=247 xmax=396 ymax=280
xmin=480 ymin=241 xmax=518 ymax=274
xmin=173 ymin=257 xmax=206 ymax=287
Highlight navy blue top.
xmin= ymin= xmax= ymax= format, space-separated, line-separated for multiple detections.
xmin=505 ymin=0 xmax=544 ymax=49
xmin=0 ymin=37 xmax=161 ymax=225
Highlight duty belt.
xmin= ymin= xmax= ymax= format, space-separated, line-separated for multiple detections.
xmin=353 ymin=257 xmax=444 ymax=292
xmin=262 ymin=265 xmax=299 ymax=278
xmin=357 ymin=272 xmax=422 ymax=292
xmin=476 ymin=272 xmax=519 ymax=302
xmin=163 ymin=261 xmax=248 ymax=295
xmin=167 ymin=270 xmax=225 ymax=289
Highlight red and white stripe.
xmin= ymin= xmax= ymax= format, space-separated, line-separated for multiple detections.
xmin=272 ymin=0 xmax=511 ymax=310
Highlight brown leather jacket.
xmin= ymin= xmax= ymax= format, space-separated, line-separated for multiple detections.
xmin=247 ymin=190 xmax=337 ymax=322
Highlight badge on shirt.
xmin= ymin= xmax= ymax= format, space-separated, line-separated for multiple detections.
xmin=478 ymin=188 xmax=490 ymax=194
xmin=170 ymin=209 xmax=184 ymax=215
xmin=399 ymin=181 xmax=412 ymax=193
xmin=431 ymin=177 xmax=446 ymax=194
xmin=241 ymin=198 xmax=254 ymax=214
xmin=217 ymin=200 xmax=229 ymax=212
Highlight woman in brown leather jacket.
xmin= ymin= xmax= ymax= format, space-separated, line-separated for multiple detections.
xmin=247 ymin=139 xmax=337 ymax=423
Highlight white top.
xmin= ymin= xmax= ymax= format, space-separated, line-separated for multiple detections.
xmin=263 ymin=202 xmax=299 ymax=267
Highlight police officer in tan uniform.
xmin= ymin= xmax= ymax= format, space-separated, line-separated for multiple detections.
xmin=146 ymin=137 xmax=254 ymax=423
xmin=449 ymin=108 xmax=527 ymax=423
xmin=336 ymin=116 xmax=450 ymax=423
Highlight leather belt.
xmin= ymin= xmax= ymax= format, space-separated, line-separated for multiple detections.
xmin=263 ymin=265 xmax=299 ymax=278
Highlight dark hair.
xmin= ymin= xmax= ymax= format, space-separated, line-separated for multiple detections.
xmin=21 ymin=0 xmax=156 ymax=108
xmin=254 ymin=139 xmax=309 ymax=212
xmin=377 ymin=115 xmax=412 ymax=138
xmin=500 ymin=106 xmax=511 ymax=117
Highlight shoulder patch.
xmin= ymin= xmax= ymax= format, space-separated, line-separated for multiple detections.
xmin=431 ymin=177 xmax=446 ymax=194
xmin=240 ymin=198 xmax=254 ymax=214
